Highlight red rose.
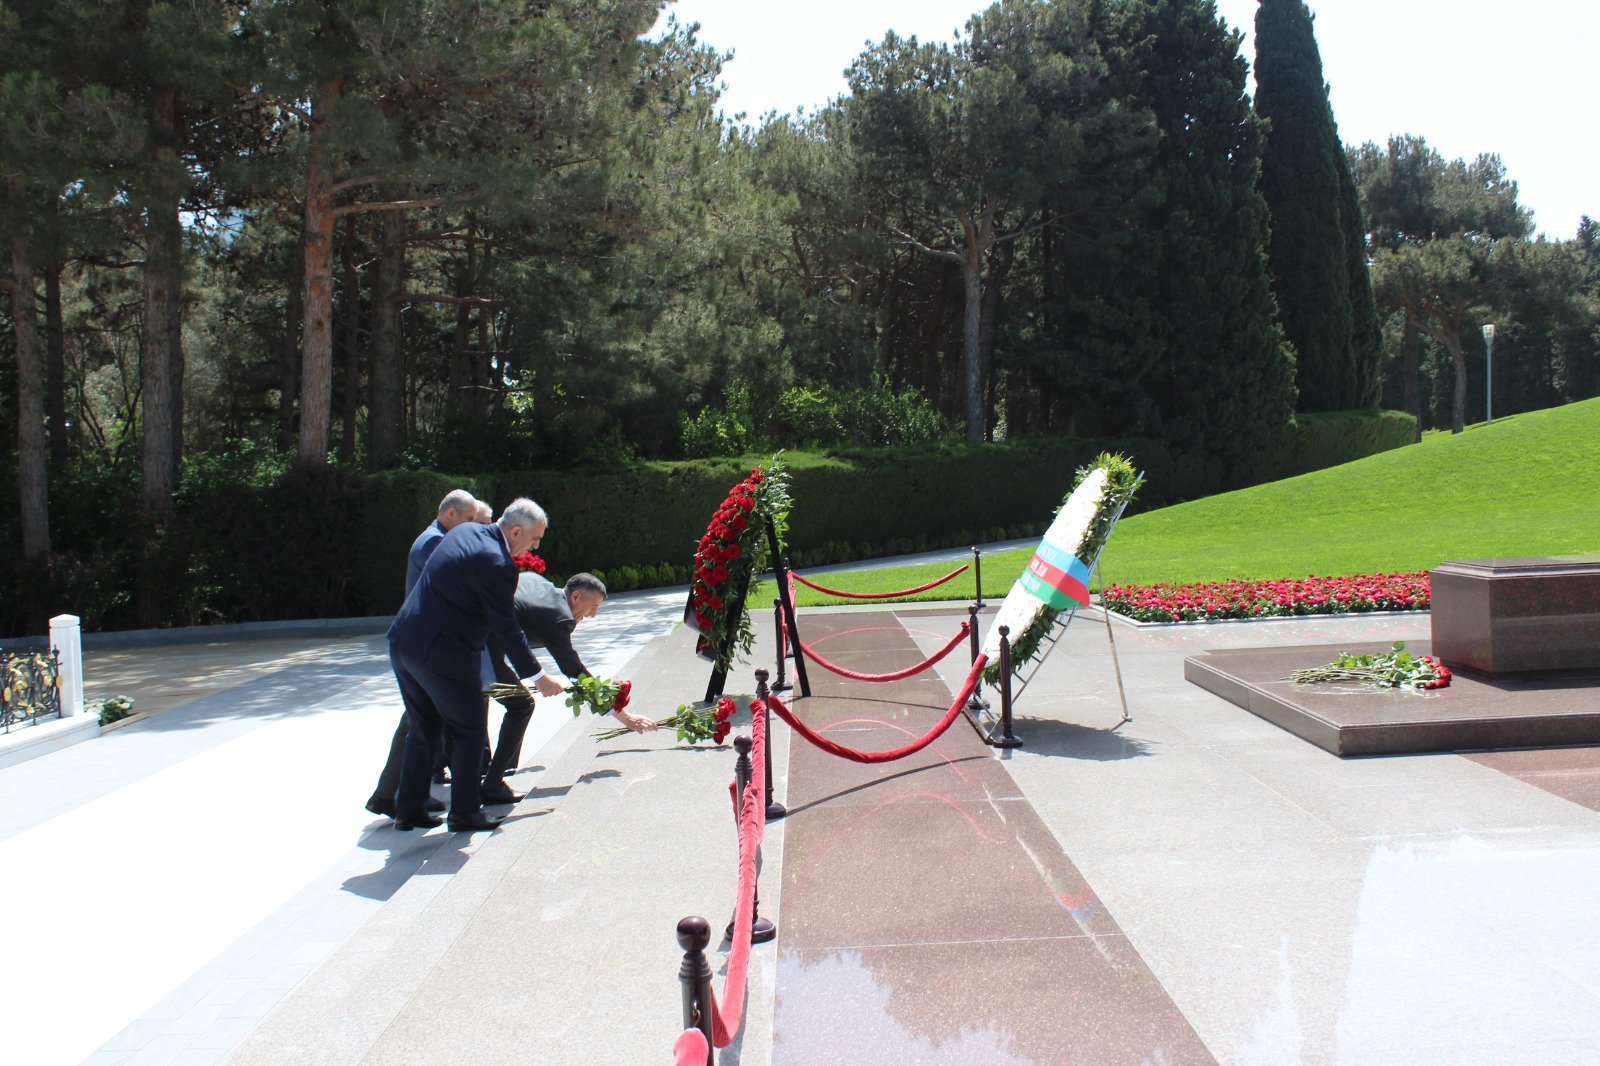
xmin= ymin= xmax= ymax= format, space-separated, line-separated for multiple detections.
xmin=707 ymin=596 xmax=723 ymax=610
xmin=715 ymin=697 xmax=736 ymax=723
xmin=612 ymin=680 xmax=632 ymax=713
xmin=711 ymin=565 xmax=728 ymax=583
xmin=730 ymin=514 xmax=749 ymax=531
xmin=724 ymin=544 xmax=741 ymax=560
xmin=713 ymin=722 xmax=731 ymax=744
xmin=696 ymin=612 xmax=713 ymax=630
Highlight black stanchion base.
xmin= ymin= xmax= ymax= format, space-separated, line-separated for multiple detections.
xmin=989 ymin=734 xmax=1024 ymax=749
xmin=772 ymin=680 xmax=792 ymax=693
xmin=766 ymin=800 xmax=788 ymax=820
xmin=965 ymin=695 xmax=990 ymax=711
xmin=727 ymin=916 xmax=778 ymax=943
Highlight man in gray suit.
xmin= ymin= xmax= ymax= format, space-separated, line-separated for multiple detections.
xmin=481 ymin=572 xmax=655 ymax=803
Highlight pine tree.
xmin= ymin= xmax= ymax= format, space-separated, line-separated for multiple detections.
xmin=1254 ymin=0 xmax=1378 ymax=411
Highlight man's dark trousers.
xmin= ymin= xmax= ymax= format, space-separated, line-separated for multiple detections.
xmin=391 ymin=645 xmax=488 ymax=818
xmin=484 ymin=652 xmax=536 ymax=787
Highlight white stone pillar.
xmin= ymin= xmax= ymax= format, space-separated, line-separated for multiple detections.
xmin=49 ymin=614 xmax=84 ymax=718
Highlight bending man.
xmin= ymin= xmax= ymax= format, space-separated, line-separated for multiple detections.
xmin=482 ymin=571 xmax=655 ymax=803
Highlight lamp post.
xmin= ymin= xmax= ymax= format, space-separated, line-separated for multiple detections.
xmin=1482 ymin=323 xmax=1495 ymax=426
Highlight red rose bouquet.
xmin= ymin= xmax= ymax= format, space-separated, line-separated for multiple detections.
xmin=1284 ymin=641 xmax=1452 ymax=690
xmin=512 ymin=552 xmax=547 ymax=575
xmin=593 ymin=695 xmax=739 ymax=744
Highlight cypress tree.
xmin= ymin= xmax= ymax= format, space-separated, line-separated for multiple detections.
xmin=1090 ymin=0 xmax=1297 ymax=477
xmin=1254 ymin=0 xmax=1378 ymax=411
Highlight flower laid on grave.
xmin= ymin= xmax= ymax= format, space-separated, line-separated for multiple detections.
xmin=686 ymin=458 xmax=792 ymax=670
xmin=512 ymin=551 xmax=547 ymax=575
xmin=983 ymin=453 xmax=1142 ymax=681
xmin=593 ymin=695 xmax=738 ymax=744
xmin=1284 ymin=641 xmax=1452 ymax=690
xmin=1102 ymin=572 xmax=1430 ymax=623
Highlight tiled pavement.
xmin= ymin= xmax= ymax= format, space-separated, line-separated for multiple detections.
xmin=8 ymin=583 xmax=1600 ymax=1064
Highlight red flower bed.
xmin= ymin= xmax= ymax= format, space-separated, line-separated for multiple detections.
xmin=1102 ymin=571 xmax=1430 ymax=623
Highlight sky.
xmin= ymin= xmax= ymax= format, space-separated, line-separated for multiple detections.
xmin=652 ymin=0 xmax=1597 ymax=239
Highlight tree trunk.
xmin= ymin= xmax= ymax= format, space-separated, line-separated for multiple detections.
xmin=140 ymin=88 xmax=186 ymax=517
xmin=11 ymin=230 xmax=51 ymax=564
xmin=447 ymin=235 xmax=476 ymax=417
xmin=338 ymin=213 xmax=361 ymax=463
xmin=960 ymin=246 xmax=985 ymax=438
xmin=367 ymin=208 xmax=406 ymax=465
xmin=278 ymin=242 xmax=304 ymax=452
xmin=44 ymin=258 xmax=66 ymax=466
xmin=978 ymin=240 xmax=1014 ymax=442
xmin=297 ymin=160 xmax=336 ymax=468
xmin=1448 ymin=334 xmax=1468 ymax=434
xmin=1401 ymin=310 xmax=1422 ymax=442
xmin=477 ymin=302 xmax=493 ymax=416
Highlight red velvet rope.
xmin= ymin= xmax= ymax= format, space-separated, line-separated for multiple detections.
xmin=790 ymin=562 xmax=969 ymax=600
xmin=674 ymin=1028 xmax=709 ymax=1065
xmin=707 ymin=696 xmax=768 ymax=1049
xmin=767 ymin=654 xmax=988 ymax=763
xmin=797 ymin=621 xmax=971 ymax=683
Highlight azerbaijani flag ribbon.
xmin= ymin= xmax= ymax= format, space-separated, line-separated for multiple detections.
xmin=1018 ymin=537 xmax=1091 ymax=609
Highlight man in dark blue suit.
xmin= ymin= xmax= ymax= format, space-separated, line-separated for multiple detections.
xmin=365 ymin=488 xmax=478 ymax=818
xmin=387 ymin=497 xmax=565 ymax=832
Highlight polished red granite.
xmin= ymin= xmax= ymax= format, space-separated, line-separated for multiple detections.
xmin=1431 ymin=555 xmax=1600 ymax=678
xmin=1186 ymin=640 xmax=1600 ymax=756
xmin=1465 ymin=746 xmax=1600 ymax=812
xmin=775 ymin=611 xmax=1215 ymax=1064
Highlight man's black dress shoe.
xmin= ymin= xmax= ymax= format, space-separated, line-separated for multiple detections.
xmin=479 ymin=784 xmax=524 ymax=805
xmin=393 ymin=812 xmax=444 ymax=831
xmin=446 ymin=810 xmax=503 ymax=832
xmin=366 ymin=794 xmax=446 ymax=817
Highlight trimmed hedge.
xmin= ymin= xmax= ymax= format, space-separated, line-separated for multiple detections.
xmin=475 ymin=408 xmax=1416 ymax=597
xmin=0 ymin=409 xmax=1416 ymax=633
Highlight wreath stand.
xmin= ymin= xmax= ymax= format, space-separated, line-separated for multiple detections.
xmin=972 ymin=485 xmax=1140 ymax=746
xmin=702 ymin=520 xmax=810 ymax=703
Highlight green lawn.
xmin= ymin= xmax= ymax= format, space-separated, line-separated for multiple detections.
xmin=759 ymin=396 xmax=1600 ymax=605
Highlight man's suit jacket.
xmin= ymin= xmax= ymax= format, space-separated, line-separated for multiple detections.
xmin=388 ymin=522 xmax=543 ymax=686
xmin=512 ymin=573 xmax=589 ymax=679
xmin=405 ymin=519 xmax=447 ymax=597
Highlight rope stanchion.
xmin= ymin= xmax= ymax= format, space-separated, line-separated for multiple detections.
xmin=790 ymin=563 xmax=969 ymax=600
xmin=674 ymin=688 xmax=773 ymax=1062
xmin=767 ymin=653 xmax=988 ymax=764
xmin=796 ymin=621 xmax=970 ymax=683
xmin=707 ymin=692 xmax=768 ymax=1048
xmin=756 ymin=669 xmax=786 ymax=820
xmin=676 ymin=918 xmax=714 ymax=1065
xmin=771 ymin=600 xmax=791 ymax=693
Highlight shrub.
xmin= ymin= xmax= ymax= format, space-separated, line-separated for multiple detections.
xmin=97 ymin=694 xmax=135 ymax=726
xmin=680 ymin=385 xmax=760 ymax=458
